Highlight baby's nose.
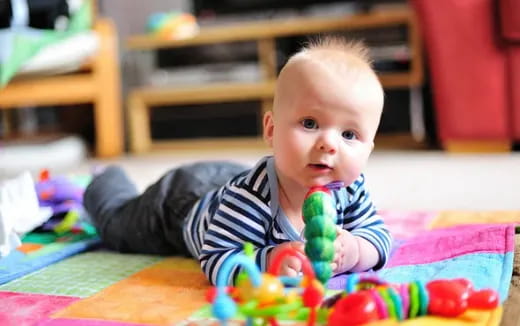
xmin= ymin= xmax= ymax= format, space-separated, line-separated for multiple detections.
xmin=317 ymin=133 xmax=338 ymax=154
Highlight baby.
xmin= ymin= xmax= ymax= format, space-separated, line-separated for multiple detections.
xmin=84 ymin=36 xmax=391 ymax=285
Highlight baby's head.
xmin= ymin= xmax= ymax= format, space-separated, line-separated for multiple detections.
xmin=263 ymin=36 xmax=384 ymax=189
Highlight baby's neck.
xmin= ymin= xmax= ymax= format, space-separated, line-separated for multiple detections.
xmin=278 ymin=183 xmax=307 ymax=234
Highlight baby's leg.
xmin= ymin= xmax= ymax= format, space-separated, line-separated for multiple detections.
xmin=84 ymin=162 xmax=248 ymax=256
xmin=84 ymin=166 xmax=179 ymax=255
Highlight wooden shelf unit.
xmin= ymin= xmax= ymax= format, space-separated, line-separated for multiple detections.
xmin=0 ymin=18 xmax=123 ymax=158
xmin=126 ymin=7 xmax=423 ymax=153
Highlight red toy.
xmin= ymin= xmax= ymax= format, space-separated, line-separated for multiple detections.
xmin=327 ymin=274 xmax=500 ymax=326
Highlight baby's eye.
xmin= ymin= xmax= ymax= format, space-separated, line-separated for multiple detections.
xmin=301 ymin=118 xmax=318 ymax=130
xmin=342 ymin=130 xmax=357 ymax=140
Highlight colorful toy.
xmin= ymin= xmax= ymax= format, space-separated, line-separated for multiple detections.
xmin=208 ymin=243 xmax=500 ymax=326
xmin=206 ymin=243 xmax=327 ymax=326
xmin=326 ymin=274 xmax=500 ymax=326
xmin=36 ymin=169 xmax=84 ymax=216
xmin=302 ymin=185 xmax=338 ymax=284
xmin=146 ymin=11 xmax=199 ymax=40
xmin=209 ymin=179 xmax=500 ymax=325
xmin=35 ymin=169 xmax=94 ymax=235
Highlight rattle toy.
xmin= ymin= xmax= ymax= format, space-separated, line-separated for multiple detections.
xmin=302 ymin=185 xmax=337 ymax=284
xmin=207 ymin=244 xmax=500 ymax=326
xmin=327 ymin=274 xmax=500 ymax=326
xmin=206 ymin=243 xmax=326 ymax=326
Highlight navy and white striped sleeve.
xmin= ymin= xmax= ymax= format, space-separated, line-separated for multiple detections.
xmin=342 ymin=176 xmax=392 ymax=270
xmin=199 ymin=184 xmax=274 ymax=285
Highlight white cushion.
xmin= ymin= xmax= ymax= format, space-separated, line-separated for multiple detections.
xmin=17 ymin=31 xmax=99 ymax=77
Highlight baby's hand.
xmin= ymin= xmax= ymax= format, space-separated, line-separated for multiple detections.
xmin=267 ymin=241 xmax=305 ymax=277
xmin=331 ymin=227 xmax=360 ymax=274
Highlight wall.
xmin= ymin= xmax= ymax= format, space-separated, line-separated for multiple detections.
xmin=100 ymin=0 xmax=191 ymax=39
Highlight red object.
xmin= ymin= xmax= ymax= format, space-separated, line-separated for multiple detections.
xmin=426 ymin=279 xmax=499 ymax=316
xmin=305 ymin=186 xmax=330 ymax=198
xmin=268 ymin=317 xmax=279 ymax=326
xmin=205 ymin=286 xmax=233 ymax=303
xmin=267 ymin=247 xmax=315 ymax=278
xmin=302 ymin=285 xmax=323 ymax=307
xmin=426 ymin=280 xmax=470 ymax=317
xmin=468 ymin=289 xmax=500 ymax=310
xmin=411 ymin=0 xmax=520 ymax=145
xmin=328 ymin=292 xmax=380 ymax=326
xmin=205 ymin=287 xmax=216 ymax=303
xmin=499 ymin=0 xmax=520 ymax=140
xmin=307 ymin=309 xmax=317 ymax=326
xmin=451 ymin=278 xmax=473 ymax=293
xmin=39 ymin=169 xmax=50 ymax=182
xmin=39 ymin=190 xmax=54 ymax=201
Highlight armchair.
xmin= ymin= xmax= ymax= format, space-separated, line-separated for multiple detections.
xmin=500 ymin=0 xmax=520 ymax=141
xmin=412 ymin=0 xmax=520 ymax=152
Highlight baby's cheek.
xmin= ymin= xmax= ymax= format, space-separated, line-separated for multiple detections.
xmin=339 ymin=157 xmax=363 ymax=185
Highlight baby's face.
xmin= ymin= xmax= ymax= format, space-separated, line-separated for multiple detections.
xmin=264 ymin=57 xmax=383 ymax=189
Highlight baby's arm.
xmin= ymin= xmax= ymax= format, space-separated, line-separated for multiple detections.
xmin=198 ymin=185 xmax=275 ymax=285
xmin=331 ymin=227 xmax=380 ymax=274
xmin=333 ymin=176 xmax=392 ymax=274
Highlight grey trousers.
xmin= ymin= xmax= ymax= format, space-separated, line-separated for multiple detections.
xmin=83 ymin=161 xmax=248 ymax=256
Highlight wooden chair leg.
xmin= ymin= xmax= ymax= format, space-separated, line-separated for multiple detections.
xmin=1 ymin=110 xmax=13 ymax=136
xmin=443 ymin=140 xmax=512 ymax=153
xmin=128 ymin=92 xmax=151 ymax=153
xmin=93 ymin=18 xmax=123 ymax=158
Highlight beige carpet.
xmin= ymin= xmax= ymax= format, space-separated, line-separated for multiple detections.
xmin=63 ymin=148 xmax=520 ymax=211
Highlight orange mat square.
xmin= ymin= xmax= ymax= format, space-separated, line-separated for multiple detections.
xmin=55 ymin=258 xmax=210 ymax=325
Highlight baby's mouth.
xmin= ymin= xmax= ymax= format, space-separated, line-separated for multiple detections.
xmin=309 ymin=163 xmax=332 ymax=170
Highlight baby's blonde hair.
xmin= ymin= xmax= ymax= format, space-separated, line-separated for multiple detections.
xmin=273 ymin=35 xmax=383 ymax=114
xmin=299 ymin=36 xmax=372 ymax=66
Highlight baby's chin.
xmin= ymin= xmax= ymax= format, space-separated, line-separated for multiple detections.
xmin=310 ymin=174 xmax=360 ymax=189
xmin=301 ymin=177 xmax=347 ymax=189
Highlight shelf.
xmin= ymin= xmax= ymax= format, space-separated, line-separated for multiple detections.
xmin=126 ymin=9 xmax=412 ymax=50
xmin=131 ymin=81 xmax=276 ymax=106
xmin=150 ymin=136 xmax=268 ymax=152
xmin=0 ymin=74 xmax=96 ymax=108
xmin=130 ymin=70 xmax=419 ymax=110
xmin=125 ymin=6 xmax=424 ymax=153
xmin=379 ymin=72 xmax=422 ymax=88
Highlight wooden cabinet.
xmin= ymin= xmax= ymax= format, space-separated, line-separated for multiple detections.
xmin=125 ymin=7 xmax=423 ymax=153
xmin=0 ymin=17 xmax=123 ymax=158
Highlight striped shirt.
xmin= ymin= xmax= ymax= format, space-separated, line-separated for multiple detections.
xmin=183 ymin=156 xmax=392 ymax=285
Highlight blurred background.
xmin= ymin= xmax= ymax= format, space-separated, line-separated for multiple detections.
xmin=1 ymin=0 xmax=519 ymax=210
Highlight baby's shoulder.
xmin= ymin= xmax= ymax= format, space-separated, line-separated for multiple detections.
xmin=222 ymin=157 xmax=273 ymax=201
xmin=333 ymin=174 xmax=372 ymax=208
xmin=232 ymin=156 xmax=271 ymax=186
xmin=343 ymin=173 xmax=367 ymax=194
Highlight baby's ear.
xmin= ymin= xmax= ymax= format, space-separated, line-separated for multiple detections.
xmin=263 ymin=111 xmax=275 ymax=147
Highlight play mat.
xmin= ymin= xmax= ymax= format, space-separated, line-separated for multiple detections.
xmin=1 ymin=209 xmax=519 ymax=326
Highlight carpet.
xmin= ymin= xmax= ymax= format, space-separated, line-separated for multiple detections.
xmin=1 ymin=210 xmax=518 ymax=326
